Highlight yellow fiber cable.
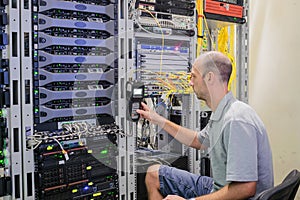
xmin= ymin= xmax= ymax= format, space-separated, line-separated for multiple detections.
xmin=196 ymin=0 xmax=204 ymax=56
xmin=228 ymin=25 xmax=237 ymax=95
xmin=203 ymin=15 xmax=215 ymax=50
xmin=217 ymin=26 xmax=237 ymax=95
xmin=218 ymin=27 xmax=228 ymax=53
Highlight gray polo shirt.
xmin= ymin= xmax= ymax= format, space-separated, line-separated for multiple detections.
xmin=198 ymin=92 xmax=274 ymax=198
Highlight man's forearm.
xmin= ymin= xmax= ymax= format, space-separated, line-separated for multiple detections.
xmin=142 ymin=108 xmax=203 ymax=149
xmin=161 ymin=119 xmax=202 ymax=149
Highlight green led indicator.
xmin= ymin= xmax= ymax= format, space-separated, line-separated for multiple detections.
xmin=34 ymin=90 xmax=39 ymax=94
xmin=34 ymin=15 xmax=37 ymax=19
xmin=4 ymin=159 xmax=9 ymax=166
xmin=101 ymin=150 xmax=108 ymax=154
xmin=0 ymin=160 xmax=4 ymax=165
xmin=35 ymin=108 xmax=39 ymax=113
xmin=34 ymin=71 xmax=38 ymax=75
xmin=0 ymin=109 xmax=5 ymax=117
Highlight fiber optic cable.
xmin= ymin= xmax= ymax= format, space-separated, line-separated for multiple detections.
xmin=196 ymin=0 xmax=204 ymax=56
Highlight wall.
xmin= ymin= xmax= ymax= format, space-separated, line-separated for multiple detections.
xmin=249 ymin=0 xmax=300 ymax=199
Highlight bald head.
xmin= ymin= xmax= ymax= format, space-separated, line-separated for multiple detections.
xmin=194 ymin=51 xmax=232 ymax=84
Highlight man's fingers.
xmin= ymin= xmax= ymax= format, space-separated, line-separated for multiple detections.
xmin=141 ymin=102 xmax=149 ymax=111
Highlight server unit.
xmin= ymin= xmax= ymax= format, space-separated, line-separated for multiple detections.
xmin=204 ymin=0 xmax=246 ymax=24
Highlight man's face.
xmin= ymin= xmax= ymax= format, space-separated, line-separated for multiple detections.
xmin=189 ymin=65 xmax=209 ymax=101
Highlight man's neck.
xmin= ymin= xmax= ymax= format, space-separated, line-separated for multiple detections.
xmin=209 ymin=90 xmax=229 ymax=112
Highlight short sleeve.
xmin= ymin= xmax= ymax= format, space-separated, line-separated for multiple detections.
xmin=197 ymin=125 xmax=210 ymax=148
xmin=224 ymin=121 xmax=258 ymax=182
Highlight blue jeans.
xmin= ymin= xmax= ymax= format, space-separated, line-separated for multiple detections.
xmin=159 ymin=165 xmax=214 ymax=198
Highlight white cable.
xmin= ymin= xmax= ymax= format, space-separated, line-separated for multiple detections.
xmin=53 ymin=137 xmax=69 ymax=161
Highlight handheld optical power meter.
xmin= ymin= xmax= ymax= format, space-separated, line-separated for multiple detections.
xmin=127 ymin=82 xmax=144 ymax=122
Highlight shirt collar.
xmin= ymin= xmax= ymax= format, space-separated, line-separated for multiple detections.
xmin=210 ymin=91 xmax=234 ymax=121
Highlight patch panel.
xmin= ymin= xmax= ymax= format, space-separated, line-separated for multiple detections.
xmin=137 ymin=45 xmax=190 ymax=71
xmin=136 ymin=43 xmax=192 ymax=96
xmin=138 ymin=44 xmax=189 ymax=53
xmin=139 ymin=63 xmax=189 ymax=72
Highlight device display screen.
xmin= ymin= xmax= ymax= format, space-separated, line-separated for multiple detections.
xmin=133 ymin=88 xmax=143 ymax=97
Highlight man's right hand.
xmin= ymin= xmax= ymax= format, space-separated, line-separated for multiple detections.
xmin=136 ymin=102 xmax=166 ymax=126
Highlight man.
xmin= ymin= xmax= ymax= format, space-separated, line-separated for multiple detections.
xmin=136 ymin=51 xmax=274 ymax=200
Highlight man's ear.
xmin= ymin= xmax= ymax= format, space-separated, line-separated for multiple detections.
xmin=205 ymin=72 xmax=214 ymax=83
